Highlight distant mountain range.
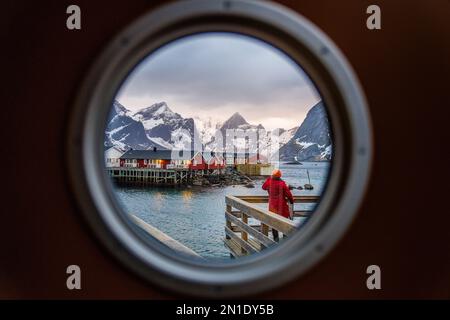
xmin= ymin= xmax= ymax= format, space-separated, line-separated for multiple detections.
xmin=104 ymin=100 xmax=332 ymax=161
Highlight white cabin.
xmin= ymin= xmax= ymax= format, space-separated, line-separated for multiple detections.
xmin=105 ymin=147 xmax=125 ymax=167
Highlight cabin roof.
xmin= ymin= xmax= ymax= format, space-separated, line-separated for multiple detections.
xmin=120 ymin=149 xmax=196 ymax=160
xmin=105 ymin=146 xmax=125 ymax=153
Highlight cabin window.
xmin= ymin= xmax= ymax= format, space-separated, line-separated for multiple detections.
xmin=70 ymin=0 xmax=372 ymax=297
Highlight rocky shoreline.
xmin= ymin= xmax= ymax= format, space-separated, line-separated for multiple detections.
xmin=188 ymin=167 xmax=313 ymax=190
xmin=189 ymin=167 xmax=261 ymax=188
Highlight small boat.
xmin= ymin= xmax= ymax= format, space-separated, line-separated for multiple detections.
xmin=304 ymin=169 xmax=313 ymax=190
xmin=285 ymin=161 xmax=303 ymax=165
xmin=285 ymin=155 xmax=303 ymax=165
xmin=304 ymin=184 xmax=314 ymax=190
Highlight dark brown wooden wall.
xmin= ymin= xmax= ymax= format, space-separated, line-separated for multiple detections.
xmin=1 ymin=0 xmax=449 ymax=299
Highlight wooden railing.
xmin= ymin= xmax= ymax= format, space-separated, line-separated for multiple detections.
xmin=224 ymin=195 xmax=319 ymax=257
xmin=130 ymin=215 xmax=203 ymax=260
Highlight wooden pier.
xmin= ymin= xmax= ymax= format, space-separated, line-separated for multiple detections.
xmin=106 ymin=167 xmax=225 ymax=185
xmin=224 ymin=195 xmax=319 ymax=257
xmin=107 ymin=167 xmax=193 ymax=185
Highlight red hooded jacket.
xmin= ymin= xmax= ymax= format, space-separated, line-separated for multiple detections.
xmin=262 ymin=177 xmax=294 ymax=218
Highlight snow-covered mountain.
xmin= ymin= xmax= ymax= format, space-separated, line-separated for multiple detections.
xmin=193 ymin=116 xmax=222 ymax=147
xmin=105 ymin=101 xmax=164 ymax=151
xmin=254 ymin=126 xmax=299 ymax=160
xmin=132 ymin=102 xmax=199 ymax=150
xmin=204 ymin=112 xmax=267 ymax=151
xmin=279 ymin=101 xmax=332 ymax=161
xmin=278 ymin=127 xmax=299 ymax=146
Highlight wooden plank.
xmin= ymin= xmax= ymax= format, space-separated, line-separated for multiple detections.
xmin=130 ymin=215 xmax=203 ymax=259
xmin=248 ymin=238 xmax=262 ymax=251
xmin=226 ymin=196 xmax=297 ymax=235
xmin=236 ymin=195 xmax=320 ymax=203
xmin=225 ymin=227 xmax=259 ymax=254
xmin=225 ymin=211 xmax=275 ymax=248
xmin=224 ymin=238 xmax=245 ymax=257
xmin=231 ymin=225 xmax=262 ymax=232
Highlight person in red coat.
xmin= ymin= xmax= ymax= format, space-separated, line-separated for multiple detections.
xmin=262 ymin=169 xmax=294 ymax=242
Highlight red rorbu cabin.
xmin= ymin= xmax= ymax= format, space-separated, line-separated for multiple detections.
xmin=189 ymin=151 xmax=207 ymax=170
xmin=120 ymin=149 xmax=173 ymax=169
xmin=203 ymin=152 xmax=225 ymax=170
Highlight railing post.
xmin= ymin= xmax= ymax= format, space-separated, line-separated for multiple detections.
xmin=226 ymin=204 xmax=232 ymax=240
xmin=261 ymin=223 xmax=269 ymax=236
xmin=241 ymin=213 xmax=248 ymax=242
xmin=241 ymin=213 xmax=249 ymax=254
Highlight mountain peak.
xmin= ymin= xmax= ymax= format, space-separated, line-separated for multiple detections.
xmin=221 ymin=112 xmax=249 ymax=130
xmin=306 ymin=100 xmax=326 ymax=117
xmin=132 ymin=102 xmax=180 ymax=121
xmin=136 ymin=102 xmax=169 ymax=114
xmin=113 ymin=100 xmax=129 ymax=115
xmin=153 ymin=102 xmax=170 ymax=115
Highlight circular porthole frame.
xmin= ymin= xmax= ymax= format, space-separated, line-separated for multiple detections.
xmin=67 ymin=0 xmax=373 ymax=297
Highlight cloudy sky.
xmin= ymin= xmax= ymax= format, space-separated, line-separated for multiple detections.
xmin=116 ymin=32 xmax=321 ymax=131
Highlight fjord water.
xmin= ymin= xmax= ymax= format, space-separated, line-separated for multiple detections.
xmin=113 ymin=162 xmax=331 ymax=260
